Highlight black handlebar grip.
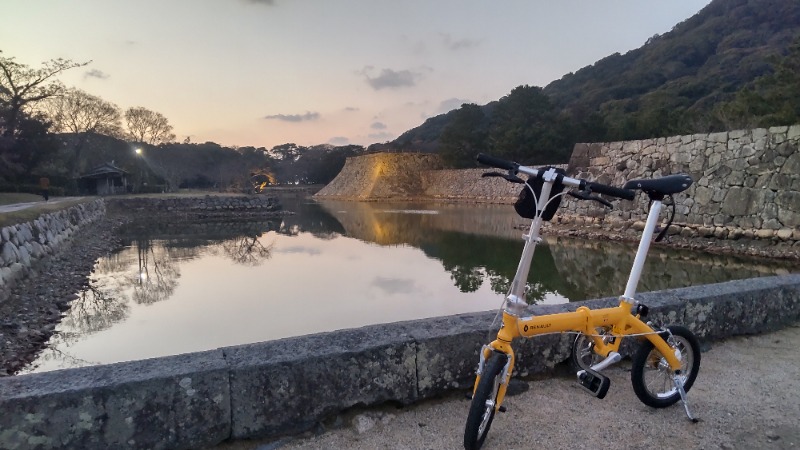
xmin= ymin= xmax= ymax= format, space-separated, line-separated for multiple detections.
xmin=586 ymin=181 xmax=636 ymax=201
xmin=476 ymin=153 xmax=519 ymax=172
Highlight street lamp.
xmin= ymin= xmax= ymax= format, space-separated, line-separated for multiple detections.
xmin=134 ymin=148 xmax=144 ymax=192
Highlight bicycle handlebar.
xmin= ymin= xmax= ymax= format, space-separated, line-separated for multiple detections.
xmin=476 ymin=153 xmax=635 ymax=201
xmin=476 ymin=153 xmax=519 ymax=172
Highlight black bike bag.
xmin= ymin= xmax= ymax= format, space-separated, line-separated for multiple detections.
xmin=514 ymin=167 xmax=567 ymax=221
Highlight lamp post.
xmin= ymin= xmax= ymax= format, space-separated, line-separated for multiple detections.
xmin=135 ymin=148 xmax=143 ymax=193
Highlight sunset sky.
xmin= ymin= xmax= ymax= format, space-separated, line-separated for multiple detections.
xmin=3 ymin=0 xmax=711 ymax=149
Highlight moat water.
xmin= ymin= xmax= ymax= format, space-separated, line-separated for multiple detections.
xmin=23 ymin=198 xmax=794 ymax=373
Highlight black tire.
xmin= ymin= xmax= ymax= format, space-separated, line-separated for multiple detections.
xmin=464 ymin=353 xmax=507 ymax=450
xmin=631 ymin=325 xmax=701 ymax=408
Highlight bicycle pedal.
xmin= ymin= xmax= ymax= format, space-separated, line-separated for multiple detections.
xmin=577 ymin=369 xmax=611 ymax=399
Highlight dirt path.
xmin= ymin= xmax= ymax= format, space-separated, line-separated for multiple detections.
xmin=0 ymin=197 xmax=85 ymax=213
xmin=212 ymin=324 xmax=800 ymax=450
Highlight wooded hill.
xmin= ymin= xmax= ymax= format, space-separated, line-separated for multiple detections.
xmin=378 ymin=0 xmax=800 ymax=166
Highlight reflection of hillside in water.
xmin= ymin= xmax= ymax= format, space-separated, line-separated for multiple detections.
xmin=317 ymin=200 xmax=574 ymax=302
xmin=315 ymin=200 xmax=796 ymax=302
xmin=547 ymin=237 xmax=794 ymax=300
xmin=317 ymin=200 xmax=523 ymax=245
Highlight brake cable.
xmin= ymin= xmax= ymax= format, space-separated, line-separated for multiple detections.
xmin=653 ymin=194 xmax=675 ymax=243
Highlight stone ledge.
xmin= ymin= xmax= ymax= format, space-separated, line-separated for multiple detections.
xmin=0 ymin=350 xmax=230 ymax=450
xmin=1 ymin=274 xmax=799 ymax=449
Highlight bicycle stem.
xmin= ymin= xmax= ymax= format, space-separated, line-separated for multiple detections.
xmin=506 ymin=169 xmax=557 ymax=313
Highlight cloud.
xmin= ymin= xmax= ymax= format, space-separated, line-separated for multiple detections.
xmin=361 ymin=67 xmax=421 ymax=90
xmin=440 ymin=33 xmax=481 ymax=51
xmin=84 ymin=69 xmax=110 ymax=80
xmin=370 ymin=276 xmax=418 ymax=295
xmin=343 ymin=107 xmax=359 ymax=112
xmin=328 ymin=136 xmax=350 ymax=145
xmin=437 ymin=97 xmax=471 ymax=114
xmin=370 ymin=122 xmax=387 ymax=130
xmin=368 ymin=131 xmax=394 ymax=141
xmin=275 ymin=246 xmax=321 ymax=256
xmin=263 ymin=111 xmax=320 ymax=122
xmin=243 ymin=0 xmax=276 ymax=5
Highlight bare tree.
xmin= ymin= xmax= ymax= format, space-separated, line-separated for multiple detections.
xmin=42 ymin=88 xmax=122 ymax=175
xmin=44 ymin=88 xmax=122 ymax=135
xmin=124 ymin=106 xmax=175 ymax=144
xmin=0 ymin=51 xmax=89 ymax=137
xmin=221 ymin=235 xmax=273 ymax=266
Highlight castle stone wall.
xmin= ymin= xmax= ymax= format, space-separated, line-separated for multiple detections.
xmin=563 ymin=124 xmax=800 ymax=240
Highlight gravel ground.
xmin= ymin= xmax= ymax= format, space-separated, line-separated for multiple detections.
xmin=212 ymin=324 xmax=800 ymax=450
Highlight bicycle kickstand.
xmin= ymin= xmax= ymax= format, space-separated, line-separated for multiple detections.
xmin=673 ymin=374 xmax=699 ymax=423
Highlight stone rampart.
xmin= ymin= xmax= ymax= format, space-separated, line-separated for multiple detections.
xmin=1 ymin=274 xmax=799 ymax=449
xmin=314 ymin=152 xmax=444 ymax=200
xmin=0 ymin=200 xmax=105 ymax=297
xmin=315 ymin=125 xmax=800 ymax=243
xmin=563 ymin=124 xmax=800 ymax=241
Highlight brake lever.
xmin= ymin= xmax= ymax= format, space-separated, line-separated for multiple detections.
xmin=569 ymin=190 xmax=613 ymax=208
xmin=482 ymin=171 xmax=524 ymax=184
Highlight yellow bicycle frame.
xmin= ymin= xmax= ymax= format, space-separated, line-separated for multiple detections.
xmin=473 ymin=297 xmax=683 ymax=411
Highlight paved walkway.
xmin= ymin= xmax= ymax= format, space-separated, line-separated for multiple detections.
xmin=0 ymin=197 xmax=84 ymax=214
xmin=212 ymin=325 xmax=800 ymax=450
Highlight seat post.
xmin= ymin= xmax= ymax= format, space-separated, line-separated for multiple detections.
xmin=623 ymin=199 xmax=662 ymax=299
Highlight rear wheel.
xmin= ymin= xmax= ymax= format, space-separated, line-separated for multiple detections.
xmin=631 ymin=325 xmax=701 ymax=408
xmin=464 ymin=353 xmax=507 ymax=450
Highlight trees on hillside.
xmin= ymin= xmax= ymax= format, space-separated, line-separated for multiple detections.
xmin=0 ymin=51 xmax=89 ymax=137
xmin=438 ymin=103 xmax=488 ymax=168
xmin=714 ymin=36 xmax=800 ymax=129
xmin=124 ymin=106 xmax=175 ymax=144
xmin=488 ymin=85 xmax=570 ymax=164
xmin=437 ymin=87 xmax=571 ymax=167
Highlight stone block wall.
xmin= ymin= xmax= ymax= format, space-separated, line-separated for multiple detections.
xmin=314 ymin=152 xmax=444 ymax=200
xmin=564 ymin=125 xmax=800 ymax=240
xmin=0 ymin=201 xmax=105 ymax=295
xmin=106 ymin=195 xmax=280 ymax=214
xmin=316 ymin=125 xmax=799 ymax=243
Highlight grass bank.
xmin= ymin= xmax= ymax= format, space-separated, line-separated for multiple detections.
xmin=0 ymin=194 xmax=93 ymax=228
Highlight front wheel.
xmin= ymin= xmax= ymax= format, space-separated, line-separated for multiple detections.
xmin=464 ymin=353 xmax=508 ymax=450
xmin=631 ymin=325 xmax=701 ymax=408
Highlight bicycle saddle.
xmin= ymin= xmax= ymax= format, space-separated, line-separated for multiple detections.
xmin=623 ymin=174 xmax=693 ymax=197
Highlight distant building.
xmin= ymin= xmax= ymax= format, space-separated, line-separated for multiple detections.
xmin=78 ymin=162 xmax=129 ymax=195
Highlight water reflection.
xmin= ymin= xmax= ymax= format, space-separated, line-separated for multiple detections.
xmin=23 ymin=198 xmax=795 ymax=373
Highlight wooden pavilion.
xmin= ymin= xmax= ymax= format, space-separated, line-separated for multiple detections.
xmin=78 ymin=162 xmax=129 ymax=195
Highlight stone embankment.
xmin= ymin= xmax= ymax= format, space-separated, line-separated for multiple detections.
xmin=314 ymin=153 xmax=445 ymax=200
xmin=106 ymin=195 xmax=281 ymax=216
xmin=315 ymin=125 xmax=800 ymax=258
xmin=0 ymin=201 xmax=105 ymax=297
